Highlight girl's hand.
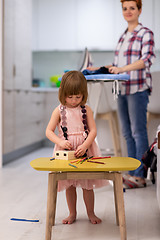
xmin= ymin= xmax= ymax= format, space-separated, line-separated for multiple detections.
xmin=75 ymin=144 xmax=87 ymax=158
xmin=109 ymin=66 xmax=123 ymax=74
xmin=59 ymin=140 xmax=72 ymax=150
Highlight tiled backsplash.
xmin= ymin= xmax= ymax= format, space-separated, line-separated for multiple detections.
xmin=32 ymin=50 xmax=160 ymax=88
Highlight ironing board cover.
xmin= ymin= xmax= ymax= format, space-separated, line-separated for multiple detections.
xmin=85 ymin=74 xmax=129 ymax=81
xmin=58 ymin=74 xmax=129 ymax=82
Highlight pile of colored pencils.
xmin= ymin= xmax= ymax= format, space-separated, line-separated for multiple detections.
xmin=68 ymin=156 xmax=111 ymax=168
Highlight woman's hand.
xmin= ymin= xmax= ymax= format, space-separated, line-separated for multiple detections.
xmin=75 ymin=144 xmax=87 ymax=158
xmin=109 ymin=66 xmax=123 ymax=74
xmin=86 ymin=66 xmax=99 ymax=71
xmin=59 ymin=140 xmax=72 ymax=150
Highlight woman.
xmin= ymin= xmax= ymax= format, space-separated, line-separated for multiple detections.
xmin=88 ymin=0 xmax=156 ymax=188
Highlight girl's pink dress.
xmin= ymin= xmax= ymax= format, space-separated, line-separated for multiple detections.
xmin=53 ymin=104 xmax=108 ymax=191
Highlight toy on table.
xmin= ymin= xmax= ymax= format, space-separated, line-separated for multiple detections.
xmin=54 ymin=150 xmax=76 ymax=160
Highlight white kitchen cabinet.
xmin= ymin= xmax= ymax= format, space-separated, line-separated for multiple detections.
xmin=14 ymin=0 xmax=32 ymax=90
xmin=30 ymin=92 xmax=45 ymax=123
xmin=154 ymin=0 xmax=160 ymax=50
xmin=3 ymin=91 xmax=15 ymax=154
xmin=3 ymin=0 xmax=32 ymax=90
xmin=32 ymin=0 xmax=116 ymax=50
xmin=14 ymin=91 xmax=32 ymax=125
xmin=32 ymin=0 xmax=77 ymax=51
xmin=139 ymin=0 xmax=154 ymax=31
xmin=14 ymin=91 xmax=46 ymax=150
xmin=28 ymin=121 xmax=46 ymax=143
xmin=76 ymin=0 xmax=116 ymax=50
xmin=45 ymin=92 xmax=59 ymax=126
xmin=14 ymin=91 xmax=32 ymax=149
xmin=30 ymin=91 xmax=45 ymax=103
xmin=32 ymin=0 xmax=160 ymax=51
xmin=30 ymin=92 xmax=46 ymax=143
xmin=3 ymin=0 xmax=34 ymax=155
xmin=3 ymin=0 xmax=14 ymax=90
xmin=3 ymin=90 xmax=47 ymax=154
xmin=14 ymin=121 xmax=45 ymax=149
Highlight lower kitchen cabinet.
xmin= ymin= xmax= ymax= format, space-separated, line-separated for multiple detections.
xmin=3 ymin=91 xmax=15 ymax=153
xmin=3 ymin=90 xmax=46 ymax=154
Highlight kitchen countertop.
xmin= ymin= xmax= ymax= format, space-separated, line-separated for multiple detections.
xmin=31 ymin=87 xmax=59 ymax=92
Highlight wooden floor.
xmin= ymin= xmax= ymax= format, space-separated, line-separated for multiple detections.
xmin=0 ymin=147 xmax=160 ymax=240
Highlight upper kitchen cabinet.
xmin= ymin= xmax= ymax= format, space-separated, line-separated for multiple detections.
xmin=3 ymin=0 xmax=32 ymax=90
xmin=154 ymin=0 xmax=160 ymax=50
xmin=3 ymin=0 xmax=14 ymax=90
xmin=32 ymin=0 xmax=77 ymax=51
xmin=32 ymin=0 xmax=118 ymax=51
xmin=139 ymin=0 xmax=160 ymax=50
xmin=76 ymin=0 xmax=116 ymax=50
xmin=32 ymin=0 xmax=160 ymax=51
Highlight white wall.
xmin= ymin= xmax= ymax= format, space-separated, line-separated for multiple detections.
xmin=0 ymin=0 xmax=3 ymax=167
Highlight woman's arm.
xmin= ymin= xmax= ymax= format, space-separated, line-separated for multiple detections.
xmin=109 ymin=59 xmax=145 ymax=74
xmin=46 ymin=107 xmax=72 ymax=150
xmin=87 ymin=65 xmax=112 ymax=71
xmin=74 ymin=105 xmax=97 ymax=157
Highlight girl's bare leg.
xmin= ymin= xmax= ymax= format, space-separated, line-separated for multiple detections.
xmin=63 ymin=186 xmax=77 ymax=224
xmin=83 ymin=189 xmax=101 ymax=224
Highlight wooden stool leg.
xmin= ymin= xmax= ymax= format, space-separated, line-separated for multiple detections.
xmin=109 ymin=112 xmax=122 ymax=157
xmin=45 ymin=173 xmax=58 ymax=240
xmin=97 ymin=112 xmax=122 ymax=156
xmin=114 ymin=173 xmax=127 ymax=240
xmin=113 ymin=180 xmax=119 ymax=226
xmin=113 ymin=111 xmax=122 ymax=157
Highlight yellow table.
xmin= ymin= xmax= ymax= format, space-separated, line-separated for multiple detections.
xmin=30 ymin=157 xmax=141 ymax=240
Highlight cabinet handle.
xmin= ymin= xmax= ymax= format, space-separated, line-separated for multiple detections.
xmin=13 ymin=65 xmax=16 ymax=77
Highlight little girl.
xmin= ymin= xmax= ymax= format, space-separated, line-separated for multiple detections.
xmin=46 ymin=70 xmax=108 ymax=225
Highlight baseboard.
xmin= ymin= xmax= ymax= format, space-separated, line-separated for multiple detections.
xmin=3 ymin=140 xmax=45 ymax=165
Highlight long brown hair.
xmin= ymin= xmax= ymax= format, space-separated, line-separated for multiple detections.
xmin=59 ymin=71 xmax=88 ymax=105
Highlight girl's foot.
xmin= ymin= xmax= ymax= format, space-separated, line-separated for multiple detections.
xmin=62 ymin=214 xmax=76 ymax=224
xmin=88 ymin=213 xmax=102 ymax=224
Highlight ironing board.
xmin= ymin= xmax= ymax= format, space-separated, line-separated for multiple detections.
xmin=30 ymin=156 xmax=140 ymax=240
xmin=85 ymin=74 xmax=129 ymax=119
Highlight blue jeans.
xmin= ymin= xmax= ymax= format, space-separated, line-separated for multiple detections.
xmin=117 ymin=90 xmax=149 ymax=178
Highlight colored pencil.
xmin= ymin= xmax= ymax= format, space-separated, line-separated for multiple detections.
xmin=80 ymin=156 xmax=94 ymax=164
xmin=10 ymin=218 xmax=39 ymax=222
xmin=87 ymin=160 xmax=105 ymax=164
xmin=91 ymin=156 xmax=111 ymax=160
xmin=70 ymin=159 xmax=79 ymax=163
xmin=80 ymin=157 xmax=88 ymax=164
xmin=76 ymin=158 xmax=86 ymax=164
xmin=68 ymin=163 xmax=78 ymax=168
xmin=76 ymin=159 xmax=82 ymax=164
